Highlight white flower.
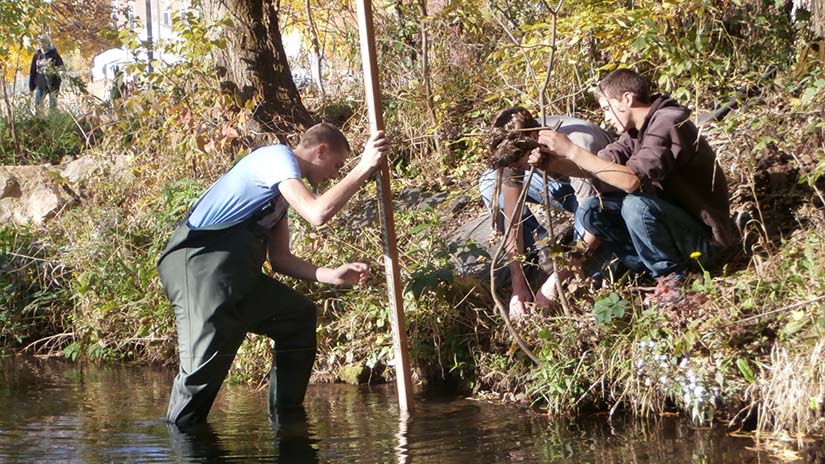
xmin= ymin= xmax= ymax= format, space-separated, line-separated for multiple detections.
xmin=645 ymin=378 xmax=652 ymax=386
xmin=693 ymin=385 xmax=705 ymax=395
xmin=636 ymin=359 xmax=645 ymax=368
xmin=684 ymin=393 xmax=692 ymax=404
xmin=679 ymin=358 xmax=689 ymax=369
xmin=648 ymin=340 xmax=656 ymax=348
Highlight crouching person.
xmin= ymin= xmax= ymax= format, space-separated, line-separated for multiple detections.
xmin=479 ymin=107 xmax=615 ymax=318
xmin=158 ymin=123 xmax=388 ymax=426
xmin=534 ymin=69 xmax=736 ymax=305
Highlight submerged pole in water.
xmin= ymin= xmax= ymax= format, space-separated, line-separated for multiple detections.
xmin=356 ymin=0 xmax=414 ymax=415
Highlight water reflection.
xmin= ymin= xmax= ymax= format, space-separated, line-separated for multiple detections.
xmin=1 ymin=357 xmax=823 ymax=463
xmin=395 ymin=412 xmax=410 ymax=464
xmin=270 ymin=407 xmax=319 ymax=463
xmin=167 ymin=423 xmax=225 ymax=463
xmin=165 ymin=410 xmax=321 ymax=464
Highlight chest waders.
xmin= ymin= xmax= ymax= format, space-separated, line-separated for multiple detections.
xmin=157 ymin=215 xmax=317 ymax=427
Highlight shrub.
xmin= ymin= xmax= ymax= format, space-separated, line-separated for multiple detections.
xmin=0 ymin=111 xmax=85 ymax=165
xmin=0 ymin=226 xmax=70 ymax=353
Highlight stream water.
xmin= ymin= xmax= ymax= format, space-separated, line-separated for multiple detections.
xmin=0 ymin=357 xmax=816 ymax=463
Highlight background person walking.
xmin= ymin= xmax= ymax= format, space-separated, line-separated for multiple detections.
xmin=29 ymin=34 xmax=63 ymax=115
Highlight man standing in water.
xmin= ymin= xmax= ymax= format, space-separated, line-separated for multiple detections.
xmin=158 ymin=123 xmax=388 ymax=426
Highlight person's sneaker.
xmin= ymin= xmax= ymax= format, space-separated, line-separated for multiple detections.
xmin=643 ymin=273 xmax=685 ymax=307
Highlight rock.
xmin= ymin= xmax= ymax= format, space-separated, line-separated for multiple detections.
xmin=448 ymin=214 xmax=496 ymax=279
xmin=337 ymin=363 xmax=370 ymax=385
xmin=449 ymin=213 xmax=495 ymax=249
xmin=346 ymin=187 xmax=450 ymax=228
xmin=0 ymin=153 xmax=134 ymax=226
xmin=342 ymin=186 xmax=505 ymax=282
xmin=61 ymin=156 xmax=101 ymax=185
xmin=61 ymin=153 xmax=133 ymax=187
xmin=446 ymin=194 xmax=472 ymax=214
xmin=0 ymin=165 xmax=78 ymax=226
xmin=397 ymin=188 xmax=450 ymax=210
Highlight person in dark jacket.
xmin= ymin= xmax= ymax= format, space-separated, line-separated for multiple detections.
xmin=29 ymin=34 xmax=63 ymax=114
xmin=531 ymin=68 xmax=735 ymax=305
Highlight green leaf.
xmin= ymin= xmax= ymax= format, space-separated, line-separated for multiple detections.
xmin=137 ymin=324 xmax=150 ymax=337
xmin=614 ymin=301 xmax=626 ymax=319
xmin=593 ymin=293 xmax=627 ymax=325
xmin=593 ymin=300 xmax=610 ymax=324
xmin=631 ymin=36 xmax=648 ymax=52
xmin=736 ymin=358 xmax=755 ymax=383
xmin=63 ymin=342 xmax=81 ymax=362
xmin=407 ymin=267 xmax=453 ymax=298
xmin=781 ymin=314 xmax=808 ymax=338
xmin=409 ymin=223 xmax=430 ymax=235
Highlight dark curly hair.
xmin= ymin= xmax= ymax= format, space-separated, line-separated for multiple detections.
xmin=485 ymin=107 xmax=540 ymax=169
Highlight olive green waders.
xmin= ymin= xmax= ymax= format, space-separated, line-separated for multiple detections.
xmin=158 ymin=218 xmax=317 ymax=426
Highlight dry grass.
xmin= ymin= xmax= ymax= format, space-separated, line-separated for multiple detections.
xmin=750 ymin=340 xmax=825 ymax=437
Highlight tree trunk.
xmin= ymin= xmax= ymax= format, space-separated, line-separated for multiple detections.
xmin=204 ymin=0 xmax=315 ymax=139
xmin=814 ymin=0 xmax=825 ymax=36
xmin=305 ymin=0 xmax=325 ymax=99
xmin=416 ymin=0 xmax=435 ymax=124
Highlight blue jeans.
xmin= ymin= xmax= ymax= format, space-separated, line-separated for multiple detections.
xmin=576 ymin=193 xmax=720 ymax=278
xmin=478 ymin=169 xmax=579 ymax=252
xmin=34 ymin=87 xmax=57 ymax=113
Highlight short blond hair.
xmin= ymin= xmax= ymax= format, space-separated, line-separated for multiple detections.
xmin=298 ymin=123 xmax=350 ymax=154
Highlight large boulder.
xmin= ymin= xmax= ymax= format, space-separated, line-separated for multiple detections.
xmin=61 ymin=153 xmax=134 ymax=188
xmin=448 ymin=213 xmax=496 ymax=278
xmin=0 ymin=164 xmax=77 ymax=226
xmin=0 ymin=153 xmax=132 ymax=226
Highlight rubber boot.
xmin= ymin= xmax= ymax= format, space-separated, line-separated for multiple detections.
xmin=268 ymin=348 xmax=316 ymax=416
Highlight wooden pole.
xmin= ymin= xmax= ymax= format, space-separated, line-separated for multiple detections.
xmin=356 ymin=0 xmax=414 ymax=415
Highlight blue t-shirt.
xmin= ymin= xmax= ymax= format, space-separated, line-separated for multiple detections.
xmin=187 ymin=145 xmax=302 ymax=230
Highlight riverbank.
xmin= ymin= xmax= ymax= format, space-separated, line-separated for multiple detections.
xmin=2 ymin=102 xmax=823 ymax=438
xmin=2 ymin=0 xmax=824 ymax=442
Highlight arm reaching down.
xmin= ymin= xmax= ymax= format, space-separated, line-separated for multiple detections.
xmin=267 ymin=217 xmax=370 ymax=285
xmin=501 ymin=173 xmax=533 ymax=318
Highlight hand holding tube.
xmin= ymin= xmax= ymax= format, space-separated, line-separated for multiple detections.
xmin=537 ymin=130 xmax=576 ymax=160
